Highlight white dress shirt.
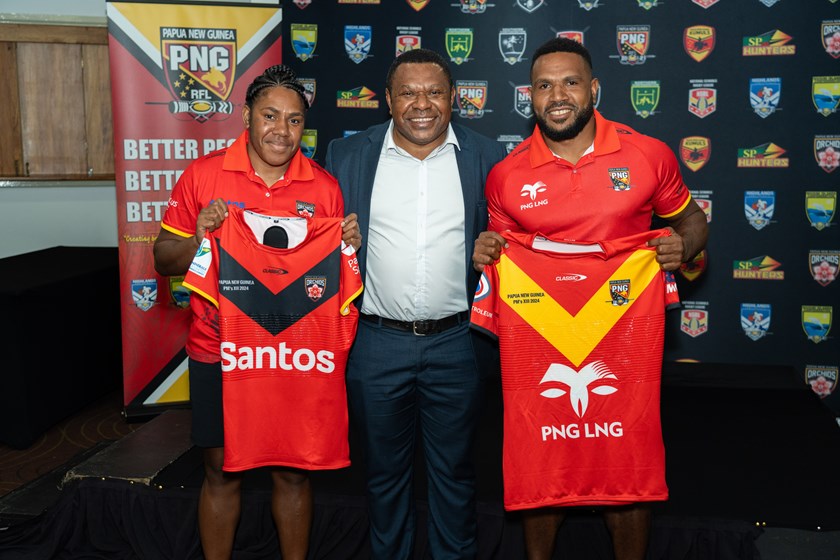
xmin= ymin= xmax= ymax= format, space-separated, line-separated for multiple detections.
xmin=360 ymin=121 xmax=467 ymax=321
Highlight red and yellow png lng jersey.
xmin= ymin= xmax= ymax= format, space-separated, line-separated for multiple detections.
xmin=471 ymin=229 xmax=678 ymax=511
xmin=183 ymin=207 xmax=363 ymax=471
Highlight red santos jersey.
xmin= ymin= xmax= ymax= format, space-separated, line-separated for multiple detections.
xmin=183 ymin=207 xmax=363 ymax=471
xmin=486 ymin=110 xmax=692 ymax=241
xmin=161 ymin=130 xmax=344 ymax=363
xmin=470 ymin=229 xmax=678 ymax=511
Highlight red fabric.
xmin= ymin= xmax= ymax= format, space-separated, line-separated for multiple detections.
xmin=486 ymin=110 xmax=692 ymax=239
xmin=470 ymin=229 xmax=675 ymax=510
xmin=160 ymin=131 xmax=344 ymax=362
xmin=183 ymin=208 xmax=362 ymax=470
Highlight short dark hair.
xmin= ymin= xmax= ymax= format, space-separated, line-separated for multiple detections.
xmin=245 ymin=64 xmax=310 ymax=111
xmin=530 ymin=37 xmax=593 ymax=77
xmin=385 ymin=48 xmax=453 ymax=92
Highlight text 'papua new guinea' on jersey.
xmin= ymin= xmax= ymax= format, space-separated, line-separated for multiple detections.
xmin=470 ymin=229 xmax=678 ymax=511
xmin=183 ymin=207 xmax=363 ymax=471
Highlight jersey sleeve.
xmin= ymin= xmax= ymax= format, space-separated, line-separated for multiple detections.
xmin=181 ymin=235 xmax=220 ymax=308
xmin=340 ymin=241 xmax=363 ymax=315
xmin=650 ymin=141 xmax=692 ymax=219
xmin=470 ymin=268 xmax=499 ymax=339
xmin=486 ymin=165 xmax=521 ymax=233
xmin=161 ymin=163 xmax=203 ymax=238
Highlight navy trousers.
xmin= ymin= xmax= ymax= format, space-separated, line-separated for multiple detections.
xmin=346 ymin=319 xmax=485 ymax=560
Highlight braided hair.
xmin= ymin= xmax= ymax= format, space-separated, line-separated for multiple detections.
xmin=245 ymin=64 xmax=310 ymax=111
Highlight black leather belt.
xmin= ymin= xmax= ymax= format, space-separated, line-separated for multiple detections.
xmin=360 ymin=311 xmax=469 ymax=336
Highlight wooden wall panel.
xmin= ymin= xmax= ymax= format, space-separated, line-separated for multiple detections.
xmin=83 ymin=44 xmax=114 ymax=177
xmin=0 ymin=43 xmax=22 ymax=176
xmin=17 ymin=43 xmax=87 ymax=176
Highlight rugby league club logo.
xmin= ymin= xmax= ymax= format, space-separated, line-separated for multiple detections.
xmin=160 ymin=26 xmax=236 ymax=122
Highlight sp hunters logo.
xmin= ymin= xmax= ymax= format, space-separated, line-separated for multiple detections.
xmin=806 ymin=365 xmax=838 ymax=398
xmin=607 ymin=168 xmax=631 ymax=191
xmin=446 ymin=28 xmax=473 ymax=64
xmin=291 ymin=23 xmax=318 ymax=61
xmin=684 ymin=25 xmax=715 ymax=62
xmin=679 ymin=249 xmax=707 ymax=282
xmin=742 ymin=30 xmax=796 ymax=56
xmin=822 ymin=21 xmax=840 ymax=59
xmin=803 ymin=306 xmax=832 ymax=344
xmin=732 ymin=256 xmax=784 ymax=280
xmin=615 ymin=25 xmax=652 ymax=65
xmin=815 ymin=136 xmax=840 ymax=173
xmin=631 ymin=81 xmax=659 ymax=118
xmin=456 ymin=80 xmax=488 ymax=118
xmin=539 ymin=361 xmax=617 ymax=418
xmin=637 ymin=0 xmax=659 ymax=9
xmin=499 ymin=28 xmax=527 ymax=65
xmin=609 ymin=279 xmax=630 ymax=306
xmin=513 ymin=84 xmax=532 ymax=119
xmin=680 ymin=136 xmax=711 ymax=171
xmin=750 ymin=77 xmax=781 ymax=118
xmin=344 ymin=25 xmax=372 ymax=64
xmin=396 ymin=26 xmax=422 ymax=56
xmin=806 ymin=191 xmax=836 ymax=230
xmin=811 ymin=250 xmax=839 ymax=287
xmin=812 ymin=76 xmax=840 ymax=116
xmin=301 ymin=129 xmax=317 ymax=159
xmin=744 ymin=190 xmax=775 ymax=230
xmin=132 ymin=278 xmax=158 ymax=311
xmin=336 ymin=86 xmax=379 ymax=109
xmin=680 ymin=301 xmax=709 ymax=338
xmin=305 ymin=276 xmax=326 ymax=302
xmin=741 ymin=303 xmax=771 ymax=341
xmin=160 ymin=27 xmax=236 ymax=122
xmin=737 ymin=143 xmax=789 ymax=168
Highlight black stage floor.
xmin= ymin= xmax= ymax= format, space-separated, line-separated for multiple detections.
xmin=2 ymin=362 xmax=840 ymax=559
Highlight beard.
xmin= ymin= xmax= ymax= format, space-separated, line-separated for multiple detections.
xmin=535 ymin=100 xmax=595 ymax=142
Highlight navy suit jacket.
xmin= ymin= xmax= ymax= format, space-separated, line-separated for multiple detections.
xmin=325 ymin=120 xmax=506 ymax=311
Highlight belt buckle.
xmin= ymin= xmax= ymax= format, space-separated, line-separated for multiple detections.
xmin=412 ymin=321 xmax=427 ymax=336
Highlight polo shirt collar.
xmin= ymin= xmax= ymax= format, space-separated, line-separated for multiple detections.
xmin=224 ymin=129 xmax=314 ymax=182
xmin=528 ymin=109 xmax=621 ymax=168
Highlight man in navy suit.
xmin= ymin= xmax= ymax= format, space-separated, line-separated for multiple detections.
xmin=325 ymin=48 xmax=505 ymax=559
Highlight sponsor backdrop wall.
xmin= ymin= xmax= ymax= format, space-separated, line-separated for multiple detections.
xmin=284 ymin=0 xmax=840 ymax=413
xmin=107 ymin=1 xmax=283 ymax=417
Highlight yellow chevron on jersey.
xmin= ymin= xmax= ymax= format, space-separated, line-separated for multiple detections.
xmin=497 ymin=248 xmax=660 ymax=367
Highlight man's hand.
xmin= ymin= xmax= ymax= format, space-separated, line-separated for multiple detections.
xmin=472 ymin=230 xmax=508 ymax=272
xmin=647 ymin=228 xmax=685 ymax=271
xmin=195 ymin=198 xmax=229 ymax=243
xmin=342 ymin=213 xmax=362 ymax=251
